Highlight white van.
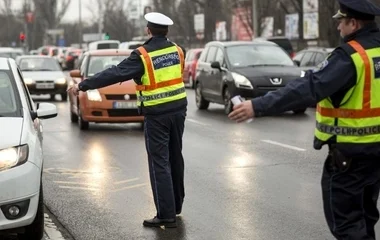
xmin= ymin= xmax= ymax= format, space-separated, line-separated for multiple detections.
xmin=88 ymin=40 xmax=120 ymax=51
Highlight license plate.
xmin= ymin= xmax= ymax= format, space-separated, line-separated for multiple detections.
xmin=36 ymin=83 xmax=54 ymax=89
xmin=113 ymin=101 xmax=137 ymax=109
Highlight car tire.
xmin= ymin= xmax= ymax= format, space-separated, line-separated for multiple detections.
xmin=19 ymin=183 xmax=44 ymax=240
xmin=49 ymin=94 xmax=55 ymax=101
xmin=293 ymin=108 xmax=307 ymax=114
xmin=78 ymin=104 xmax=89 ymax=130
xmin=61 ymin=93 xmax=68 ymax=102
xmin=223 ymin=87 xmax=233 ymax=115
xmin=195 ymin=82 xmax=209 ymax=110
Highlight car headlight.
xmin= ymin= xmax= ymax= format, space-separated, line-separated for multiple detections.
xmin=231 ymin=72 xmax=253 ymax=89
xmin=0 ymin=145 xmax=29 ymax=171
xmin=300 ymin=70 xmax=306 ymax=77
xmin=24 ymin=78 xmax=33 ymax=85
xmin=55 ymin=78 xmax=67 ymax=84
xmin=87 ymin=89 xmax=102 ymax=101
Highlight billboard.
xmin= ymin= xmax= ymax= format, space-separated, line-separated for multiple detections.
xmin=231 ymin=8 xmax=252 ymax=41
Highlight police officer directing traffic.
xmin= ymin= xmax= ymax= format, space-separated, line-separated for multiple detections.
xmin=68 ymin=12 xmax=187 ymax=228
xmin=229 ymin=0 xmax=380 ymax=238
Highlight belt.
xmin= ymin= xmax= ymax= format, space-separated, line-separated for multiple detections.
xmin=317 ymin=122 xmax=380 ymax=136
xmin=138 ymin=87 xmax=185 ymax=102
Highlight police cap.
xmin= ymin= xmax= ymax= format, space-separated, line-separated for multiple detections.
xmin=333 ymin=0 xmax=380 ymax=20
xmin=144 ymin=12 xmax=173 ymax=29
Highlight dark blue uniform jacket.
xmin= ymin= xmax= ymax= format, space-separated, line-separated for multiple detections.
xmin=78 ymin=36 xmax=187 ymax=116
xmin=251 ymin=23 xmax=380 ymax=157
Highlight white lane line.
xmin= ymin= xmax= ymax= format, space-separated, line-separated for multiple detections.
xmin=261 ymin=140 xmax=306 ymax=152
xmin=53 ymin=181 xmax=99 ymax=187
xmin=186 ymin=118 xmax=209 ymax=126
xmin=59 ymin=186 xmax=99 ymax=191
xmin=44 ymin=213 xmax=66 ymax=240
xmin=111 ymin=183 xmax=148 ymax=193
xmin=114 ymin=178 xmax=139 ymax=185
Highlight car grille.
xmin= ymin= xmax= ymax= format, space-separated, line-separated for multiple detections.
xmin=107 ymin=109 xmax=139 ymax=117
xmin=105 ymin=94 xmax=137 ymax=100
xmin=35 ymin=80 xmax=54 ymax=83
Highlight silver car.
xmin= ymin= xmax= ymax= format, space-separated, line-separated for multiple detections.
xmin=16 ymin=56 xmax=68 ymax=101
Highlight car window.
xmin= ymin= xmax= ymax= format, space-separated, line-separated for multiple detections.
xmin=19 ymin=57 xmax=61 ymax=71
xmin=198 ymin=48 xmax=207 ymax=62
xmin=267 ymin=38 xmax=293 ymax=52
xmin=226 ymin=44 xmax=294 ymax=67
xmin=80 ymin=55 xmax=89 ymax=75
xmin=0 ymin=71 xmax=22 ymax=117
xmin=41 ymin=48 xmax=49 ymax=55
xmin=314 ymin=53 xmax=325 ymax=65
xmin=214 ymin=48 xmax=224 ymax=66
xmin=87 ymin=55 xmax=126 ymax=77
xmin=300 ymin=51 xmax=314 ymax=66
xmin=205 ymin=47 xmax=217 ymax=63
xmin=293 ymin=51 xmax=305 ymax=62
xmin=52 ymin=49 xmax=59 ymax=56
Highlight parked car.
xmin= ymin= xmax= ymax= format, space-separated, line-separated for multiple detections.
xmin=255 ymin=36 xmax=295 ymax=58
xmin=68 ymin=49 xmax=144 ymax=130
xmin=0 ymin=57 xmax=57 ymax=239
xmin=195 ymin=41 xmax=305 ymax=114
xmin=16 ymin=55 xmax=68 ymax=101
xmin=293 ymin=47 xmax=334 ymax=72
xmin=183 ymin=48 xmax=203 ymax=89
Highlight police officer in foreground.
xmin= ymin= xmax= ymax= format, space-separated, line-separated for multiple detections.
xmin=229 ymin=0 xmax=380 ymax=238
xmin=67 ymin=12 xmax=187 ymax=228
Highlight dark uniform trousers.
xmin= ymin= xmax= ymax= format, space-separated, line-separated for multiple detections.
xmin=144 ymin=111 xmax=186 ymax=219
xmin=322 ymin=153 xmax=380 ymax=239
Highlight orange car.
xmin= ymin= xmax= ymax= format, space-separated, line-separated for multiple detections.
xmin=68 ymin=49 xmax=144 ymax=130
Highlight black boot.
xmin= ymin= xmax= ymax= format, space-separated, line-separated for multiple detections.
xmin=143 ymin=216 xmax=177 ymax=228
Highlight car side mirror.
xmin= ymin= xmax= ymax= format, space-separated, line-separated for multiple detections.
xmin=70 ymin=69 xmax=82 ymax=78
xmin=293 ymin=60 xmax=300 ymax=66
xmin=32 ymin=103 xmax=57 ymax=120
xmin=211 ymin=61 xmax=221 ymax=70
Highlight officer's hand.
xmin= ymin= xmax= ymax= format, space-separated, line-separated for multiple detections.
xmin=67 ymin=84 xmax=80 ymax=96
xmin=228 ymin=100 xmax=254 ymax=123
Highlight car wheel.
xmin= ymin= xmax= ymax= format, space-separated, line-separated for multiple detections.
xmin=78 ymin=104 xmax=89 ymax=130
xmin=19 ymin=183 xmax=44 ymax=240
xmin=61 ymin=93 xmax=68 ymax=102
xmin=293 ymin=108 xmax=307 ymax=114
xmin=223 ymin=87 xmax=233 ymax=115
xmin=195 ymin=83 xmax=209 ymax=110
xmin=49 ymin=94 xmax=55 ymax=101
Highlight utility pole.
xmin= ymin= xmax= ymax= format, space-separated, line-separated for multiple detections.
xmin=252 ymin=0 xmax=258 ymax=39
xmin=79 ymin=0 xmax=83 ymax=48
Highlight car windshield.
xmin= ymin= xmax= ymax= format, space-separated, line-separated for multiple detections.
xmin=0 ymin=72 xmax=21 ymax=117
xmin=87 ymin=56 xmax=126 ymax=77
xmin=0 ymin=52 xmax=22 ymax=60
xmin=226 ymin=45 xmax=295 ymax=67
xmin=19 ymin=58 xmax=61 ymax=71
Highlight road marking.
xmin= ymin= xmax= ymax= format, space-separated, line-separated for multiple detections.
xmin=186 ymin=118 xmax=209 ymax=126
xmin=261 ymin=140 xmax=306 ymax=152
xmin=111 ymin=183 xmax=148 ymax=193
xmin=59 ymin=186 xmax=99 ymax=191
xmin=44 ymin=213 xmax=66 ymax=240
xmin=115 ymin=178 xmax=139 ymax=185
xmin=53 ymin=181 xmax=99 ymax=187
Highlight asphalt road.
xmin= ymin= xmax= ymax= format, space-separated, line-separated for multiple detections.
xmin=37 ymin=89 xmax=380 ymax=240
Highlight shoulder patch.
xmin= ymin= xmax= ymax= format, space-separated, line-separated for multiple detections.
xmin=373 ymin=57 xmax=380 ymax=79
xmin=313 ymin=59 xmax=329 ymax=73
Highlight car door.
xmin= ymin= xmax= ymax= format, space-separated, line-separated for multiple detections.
xmin=212 ymin=47 xmax=226 ymax=101
xmin=202 ymin=46 xmax=217 ymax=98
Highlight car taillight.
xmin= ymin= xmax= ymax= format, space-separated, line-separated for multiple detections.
xmin=290 ymin=52 xmax=295 ymax=59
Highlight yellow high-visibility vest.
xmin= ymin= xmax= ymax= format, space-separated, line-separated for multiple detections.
xmin=136 ymin=45 xmax=186 ymax=107
xmin=315 ymin=40 xmax=380 ymax=144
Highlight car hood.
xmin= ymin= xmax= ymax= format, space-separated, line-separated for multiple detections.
xmin=0 ymin=117 xmax=22 ymax=149
xmin=98 ymin=80 xmax=137 ymax=94
xmin=232 ymin=65 xmax=302 ymax=87
xmin=21 ymin=71 xmax=66 ymax=80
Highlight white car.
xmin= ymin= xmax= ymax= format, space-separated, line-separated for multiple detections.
xmin=0 ymin=57 xmax=57 ymax=239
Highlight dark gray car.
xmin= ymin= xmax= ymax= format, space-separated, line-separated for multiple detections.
xmin=195 ymin=41 xmax=304 ymax=114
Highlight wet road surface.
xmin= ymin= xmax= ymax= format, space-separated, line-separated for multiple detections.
xmin=37 ymin=90 xmax=380 ymax=240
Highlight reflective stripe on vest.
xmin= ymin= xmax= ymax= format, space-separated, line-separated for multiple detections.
xmin=316 ymin=122 xmax=380 ymax=136
xmin=136 ymin=44 xmax=186 ymax=107
xmin=315 ymin=40 xmax=380 ymax=144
